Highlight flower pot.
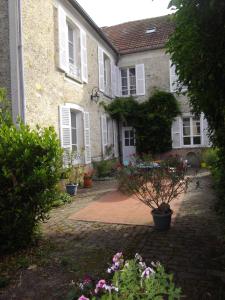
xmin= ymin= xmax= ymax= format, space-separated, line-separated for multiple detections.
xmin=66 ymin=183 xmax=78 ymax=196
xmin=83 ymin=177 xmax=93 ymax=188
xmin=151 ymin=209 xmax=173 ymax=231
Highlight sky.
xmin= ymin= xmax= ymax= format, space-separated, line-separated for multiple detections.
xmin=76 ymin=0 xmax=173 ymax=27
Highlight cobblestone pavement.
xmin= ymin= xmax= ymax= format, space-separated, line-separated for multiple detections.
xmin=1 ymin=173 xmax=225 ymax=299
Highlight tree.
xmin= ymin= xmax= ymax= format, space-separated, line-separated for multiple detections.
xmin=166 ymin=0 xmax=225 ymax=207
xmin=166 ymin=0 xmax=225 ymax=148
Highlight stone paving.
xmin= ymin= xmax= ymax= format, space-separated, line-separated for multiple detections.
xmin=1 ymin=172 xmax=225 ymax=299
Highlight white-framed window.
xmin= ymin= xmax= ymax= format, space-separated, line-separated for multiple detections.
xmin=119 ymin=64 xmax=145 ymax=97
xmin=59 ymin=105 xmax=91 ymax=164
xmin=121 ymin=67 xmax=136 ymax=96
xmin=182 ymin=116 xmax=201 ymax=146
xmin=58 ymin=5 xmax=88 ymax=83
xmin=67 ymin=21 xmax=81 ymax=79
xmin=124 ymin=128 xmax=136 ymax=146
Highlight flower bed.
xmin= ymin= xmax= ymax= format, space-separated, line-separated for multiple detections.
xmin=73 ymin=253 xmax=181 ymax=300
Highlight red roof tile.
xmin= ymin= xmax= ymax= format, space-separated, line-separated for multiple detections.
xmin=101 ymin=15 xmax=175 ymax=54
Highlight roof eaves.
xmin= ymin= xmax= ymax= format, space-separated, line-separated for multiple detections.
xmin=119 ymin=43 xmax=166 ymax=55
xmin=68 ymin=0 xmax=119 ymax=55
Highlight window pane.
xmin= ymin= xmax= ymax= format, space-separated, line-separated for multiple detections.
xmin=122 ymin=89 xmax=128 ymax=96
xmin=183 ymin=118 xmax=190 ymax=127
xmin=71 ymin=111 xmax=76 ymax=128
xmin=125 ymin=139 xmax=129 ymax=146
xmin=193 ymin=136 xmax=201 ymax=145
xmin=125 ymin=130 xmax=129 ymax=138
xmin=192 ymin=118 xmax=201 ymax=135
xmin=183 ymin=126 xmax=190 ymax=136
xmin=121 ymin=69 xmax=127 ymax=77
xmin=72 ymin=129 xmax=77 ymax=144
xmin=129 ymin=68 xmax=136 ymax=77
xmin=130 ymin=131 xmax=134 ymax=138
xmin=130 ymin=138 xmax=134 ymax=146
xmin=122 ymin=77 xmax=128 ymax=87
xmin=183 ymin=137 xmax=191 ymax=145
xmin=72 ymin=145 xmax=77 ymax=152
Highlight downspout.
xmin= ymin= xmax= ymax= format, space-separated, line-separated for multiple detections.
xmin=17 ymin=0 xmax=26 ymax=123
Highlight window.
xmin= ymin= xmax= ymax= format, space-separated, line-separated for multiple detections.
xmin=70 ymin=110 xmax=77 ymax=152
xmin=67 ymin=21 xmax=81 ymax=79
xmin=103 ymin=53 xmax=111 ymax=95
xmin=182 ymin=117 xmax=201 ymax=146
xmin=121 ymin=67 xmax=136 ymax=96
xmin=124 ymin=129 xmax=135 ymax=146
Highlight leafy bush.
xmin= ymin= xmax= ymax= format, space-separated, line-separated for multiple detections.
xmin=202 ymin=148 xmax=219 ymax=168
xmin=52 ymin=192 xmax=73 ymax=207
xmin=0 ymin=118 xmax=63 ymax=253
xmin=93 ymin=159 xmax=117 ymax=178
xmin=73 ymin=252 xmax=181 ymax=300
xmin=105 ymin=90 xmax=180 ymax=154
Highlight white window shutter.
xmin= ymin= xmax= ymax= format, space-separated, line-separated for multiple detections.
xmin=111 ymin=61 xmax=116 ymax=98
xmin=135 ymin=64 xmax=145 ymax=96
xmin=101 ymin=115 xmax=107 ymax=156
xmin=98 ymin=46 xmax=104 ymax=92
xmin=113 ymin=120 xmax=119 ymax=157
xmin=202 ymin=115 xmax=211 ymax=147
xmin=58 ymin=5 xmax=69 ymax=73
xmin=59 ymin=106 xmax=71 ymax=149
xmin=83 ymin=112 xmax=91 ymax=164
xmin=171 ymin=117 xmax=181 ymax=148
xmin=80 ymin=29 xmax=88 ymax=83
xmin=170 ymin=60 xmax=178 ymax=92
xmin=116 ymin=66 xmax=121 ymax=97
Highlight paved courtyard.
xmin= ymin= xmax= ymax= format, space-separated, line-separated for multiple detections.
xmin=1 ymin=172 xmax=225 ymax=299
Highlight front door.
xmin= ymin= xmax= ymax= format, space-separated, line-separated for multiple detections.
xmin=122 ymin=127 xmax=136 ymax=165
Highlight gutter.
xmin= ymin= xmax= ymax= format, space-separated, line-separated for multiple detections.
xmin=68 ymin=0 xmax=119 ymax=56
xmin=18 ymin=0 xmax=25 ymax=123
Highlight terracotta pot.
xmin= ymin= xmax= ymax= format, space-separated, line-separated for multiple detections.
xmin=83 ymin=177 xmax=93 ymax=188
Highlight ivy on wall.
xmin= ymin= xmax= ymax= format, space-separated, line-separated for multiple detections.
xmin=104 ymin=90 xmax=180 ymax=155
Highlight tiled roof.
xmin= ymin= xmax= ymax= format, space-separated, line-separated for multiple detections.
xmin=101 ymin=15 xmax=175 ymax=54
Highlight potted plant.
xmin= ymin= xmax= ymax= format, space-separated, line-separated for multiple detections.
xmin=83 ymin=169 xmax=94 ymax=188
xmin=117 ymin=156 xmax=190 ymax=230
xmin=64 ymin=149 xmax=82 ymax=196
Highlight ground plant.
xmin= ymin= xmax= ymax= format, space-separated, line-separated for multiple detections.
xmin=0 ymin=92 xmax=63 ymax=253
xmin=72 ymin=252 xmax=181 ymax=300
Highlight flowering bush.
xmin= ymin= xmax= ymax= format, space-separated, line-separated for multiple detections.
xmin=75 ymin=253 xmax=181 ymax=300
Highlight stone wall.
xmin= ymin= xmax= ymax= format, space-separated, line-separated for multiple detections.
xmin=0 ymin=0 xmax=11 ymax=96
xmin=118 ymin=49 xmax=190 ymax=114
xmin=22 ymin=0 xmax=117 ymax=161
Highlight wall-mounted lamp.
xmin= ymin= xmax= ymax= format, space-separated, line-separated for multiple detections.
xmin=90 ymin=87 xmax=100 ymax=103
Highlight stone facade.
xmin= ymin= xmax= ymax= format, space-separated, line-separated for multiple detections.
xmin=21 ymin=0 xmax=117 ymax=161
xmin=0 ymin=0 xmax=11 ymax=96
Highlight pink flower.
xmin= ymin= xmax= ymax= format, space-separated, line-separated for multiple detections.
xmin=78 ymin=296 xmax=89 ymax=300
xmin=112 ymin=252 xmax=123 ymax=263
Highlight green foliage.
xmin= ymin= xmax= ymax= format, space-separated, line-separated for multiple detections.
xmin=0 ymin=98 xmax=63 ymax=253
xmin=93 ymin=159 xmax=117 ymax=178
xmin=75 ymin=253 xmax=182 ymax=299
xmin=202 ymin=148 xmax=219 ymax=168
xmin=167 ymin=0 xmax=225 ymax=211
xmin=0 ymin=88 xmax=13 ymax=126
xmin=105 ymin=91 xmax=180 ymax=154
xmin=52 ymin=192 xmax=73 ymax=207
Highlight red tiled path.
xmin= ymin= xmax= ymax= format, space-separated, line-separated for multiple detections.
xmin=69 ymin=189 xmax=182 ymax=226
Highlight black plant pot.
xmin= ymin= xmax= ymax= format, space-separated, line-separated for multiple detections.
xmin=66 ymin=184 xmax=78 ymax=196
xmin=151 ymin=209 xmax=173 ymax=231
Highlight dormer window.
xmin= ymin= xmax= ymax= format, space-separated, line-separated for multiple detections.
xmin=145 ymin=26 xmax=156 ymax=34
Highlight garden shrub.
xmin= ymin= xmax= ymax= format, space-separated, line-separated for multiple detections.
xmin=93 ymin=159 xmax=117 ymax=178
xmin=201 ymin=148 xmax=219 ymax=168
xmin=0 ymin=113 xmax=63 ymax=253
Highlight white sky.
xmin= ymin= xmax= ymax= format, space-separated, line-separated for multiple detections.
xmin=76 ymin=0 xmax=172 ymax=27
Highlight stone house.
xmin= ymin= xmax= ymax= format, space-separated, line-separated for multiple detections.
xmin=0 ymin=0 xmax=210 ymax=166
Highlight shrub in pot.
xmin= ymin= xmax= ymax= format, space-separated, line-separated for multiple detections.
xmin=117 ymin=156 xmax=190 ymax=230
xmin=64 ymin=149 xmax=83 ymax=196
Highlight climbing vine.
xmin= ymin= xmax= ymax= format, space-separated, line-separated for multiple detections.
xmin=104 ymin=90 xmax=180 ymax=154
